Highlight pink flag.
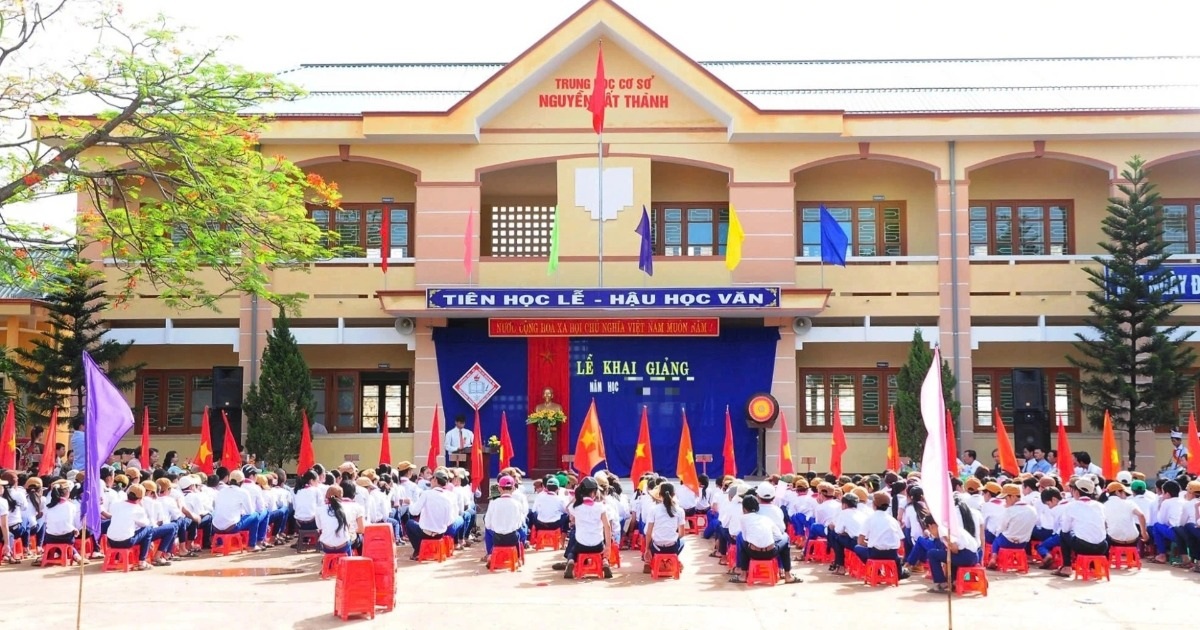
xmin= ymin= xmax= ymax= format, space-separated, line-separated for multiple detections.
xmin=920 ymin=347 xmax=951 ymax=532
xmin=463 ymin=209 xmax=474 ymax=279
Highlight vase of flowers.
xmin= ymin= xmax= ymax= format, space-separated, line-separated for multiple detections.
xmin=527 ymin=409 xmax=566 ymax=444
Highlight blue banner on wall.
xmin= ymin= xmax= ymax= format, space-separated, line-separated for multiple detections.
xmin=1106 ymin=263 xmax=1200 ymax=302
xmin=427 ymin=287 xmax=780 ymax=310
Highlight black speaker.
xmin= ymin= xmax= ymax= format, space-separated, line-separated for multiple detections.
xmin=212 ymin=366 xmax=244 ymax=410
xmin=1013 ymin=409 xmax=1049 ymax=453
xmin=212 ymin=407 xmax=242 ymax=464
xmin=1012 ymin=368 xmax=1045 ymax=412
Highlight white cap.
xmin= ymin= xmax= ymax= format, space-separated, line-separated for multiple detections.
xmin=178 ymin=476 xmax=195 ymax=490
xmin=1170 ymin=431 xmax=1184 ymax=440
xmin=1116 ymin=471 xmax=1133 ymax=484
xmin=756 ymin=481 xmax=776 ymax=500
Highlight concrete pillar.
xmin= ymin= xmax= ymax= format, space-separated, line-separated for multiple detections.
xmin=413 ymin=182 xmax=482 ymax=288
xmin=937 ymin=179 xmax=974 ymax=450
xmin=728 ymin=182 xmax=797 ymax=285
xmin=237 ymin=287 xmax=275 ymax=442
xmin=766 ymin=318 xmax=797 ymax=476
xmin=412 ymin=317 xmax=447 ymax=469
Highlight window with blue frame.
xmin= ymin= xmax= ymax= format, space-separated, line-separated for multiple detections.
xmin=797 ymin=201 xmax=906 ymax=258
xmin=650 ymin=203 xmax=729 ymax=257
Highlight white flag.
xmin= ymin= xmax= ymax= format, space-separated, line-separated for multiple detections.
xmin=920 ymin=347 xmax=951 ymax=531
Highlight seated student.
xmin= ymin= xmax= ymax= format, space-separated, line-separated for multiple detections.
xmin=1150 ymin=479 xmax=1185 ymax=564
xmin=902 ymin=486 xmax=934 ymax=571
xmin=987 ymin=484 xmax=1038 ymax=566
xmin=1179 ymin=480 xmax=1200 ymax=571
xmin=293 ymin=471 xmax=322 ymax=533
xmin=854 ymin=491 xmax=908 ymax=578
xmin=716 ymin=482 xmax=743 ymax=562
xmin=809 ymin=483 xmax=840 ymax=541
xmin=675 ymin=479 xmax=699 ymax=518
xmin=1055 ymin=478 xmax=1108 ymax=577
xmin=1034 ymin=487 xmax=1065 ymax=565
xmin=643 ymin=482 xmax=686 ymax=569
xmin=926 ymin=500 xmax=981 ymax=593
xmin=828 ymin=493 xmax=868 ymax=575
xmin=1128 ymin=479 xmax=1157 ymax=527
xmin=1103 ymin=481 xmax=1148 ymax=550
xmin=239 ymin=467 xmax=271 ymax=551
xmin=336 ymin=480 xmax=368 ymax=554
xmin=482 ymin=475 xmax=526 ymax=564
xmin=106 ymin=484 xmax=156 ymax=571
xmin=788 ymin=478 xmax=817 ymax=539
xmin=34 ymin=483 xmax=84 ymax=566
xmin=315 ymin=485 xmax=365 ymax=556
xmin=179 ymin=476 xmax=211 ymax=556
xmin=212 ymin=470 xmax=262 ymax=551
xmin=531 ymin=478 xmax=569 ymax=533
xmin=755 ymin=483 xmax=787 ymax=536
xmin=978 ymin=482 xmax=1005 ymax=546
xmin=404 ymin=470 xmax=461 ymax=560
xmin=154 ymin=479 xmax=188 ymax=562
xmin=731 ymin=495 xmax=801 ymax=584
xmin=562 ymin=478 xmax=613 ymax=579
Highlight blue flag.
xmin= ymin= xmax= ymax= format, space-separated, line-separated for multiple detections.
xmin=819 ymin=205 xmax=849 ymax=267
xmin=636 ymin=205 xmax=654 ymax=276
xmin=82 ymin=351 xmax=134 ymax=533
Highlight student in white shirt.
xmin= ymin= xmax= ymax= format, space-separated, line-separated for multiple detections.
xmin=531 ymin=479 xmax=569 ymax=532
xmin=105 ymin=484 xmax=156 ymax=570
xmin=404 ymin=470 xmax=461 ymax=560
xmin=179 ymin=476 xmax=211 ymax=556
xmin=987 ymin=484 xmax=1039 ymax=565
xmin=829 ymin=493 xmax=869 ymax=575
xmin=483 ymin=475 xmax=526 ymax=563
xmin=212 ymin=470 xmax=263 ymax=550
xmin=264 ymin=474 xmax=291 ymax=545
xmin=926 ymin=501 xmax=981 ymax=593
xmin=293 ymin=471 xmax=322 ymax=533
xmin=240 ymin=468 xmax=271 ymax=549
xmin=1055 ymin=477 xmax=1108 ymax=577
xmin=644 ymin=482 xmax=686 ymax=561
xmin=1151 ymin=479 xmax=1185 ymax=564
xmin=732 ymin=495 xmax=800 ymax=584
xmin=675 ymin=482 xmax=698 ymax=517
xmin=561 ymin=478 xmax=612 ymax=579
xmin=1129 ymin=479 xmax=1157 ymax=528
xmin=1103 ymin=481 xmax=1148 ymax=548
xmin=1180 ymin=480 xmax=1200 ymax=570
xmin=315 ymin=485 xmax=365 ymax=555
xmin=33 ymin=484 xmax=83 ymax=566
xmin=853 ymin=491 xmax=907 ymax=579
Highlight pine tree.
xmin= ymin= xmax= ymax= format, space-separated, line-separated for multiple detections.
xmin=12 ymin=261 xmax=139 ymax=426
xmin=894 ymin=329 xmax=960 ymax=462
xmin=1069 ymin=156 xmax=1196 ymax=470
xmin=244 ymin=313 xmax=313 ymax=468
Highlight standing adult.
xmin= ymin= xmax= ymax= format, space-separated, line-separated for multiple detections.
xmin=444 ymin=415 xmax=474 ymax=468
xmin=69 ymin=419 xmax=86 ymax=472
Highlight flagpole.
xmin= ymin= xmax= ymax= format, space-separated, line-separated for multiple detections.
xmin=597 ymin=131 xmax=604 ymax=288
xmin=76 ymin=525 xmax=86 ymax=630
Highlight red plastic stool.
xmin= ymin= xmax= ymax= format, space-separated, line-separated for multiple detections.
xmin=320 ymin=553 xmax=346 ymax=579
xmin=1109 ymin=546 xmax=1141 ymax=570
xmin=574 ymin=552 xmax=606 ymax=579
xmin=40 ymin=543 xmax=77 ymax=568
xmin=102 ymin=546 xmax=139 ymax=572
xmin=804 ymin=538 xmax=830 ymax=563
xmin=745 ymin=558 xmax=779 ymax=586
xmin=73 ymin=537 xmax=96 ymax=557
xmin=627 ymin=529 xmax=645 ymax=552
xmin=995 ymin=548 xmax=1029 ymax=574
xmin=532 ymin=528 xmax=562 ymax=551
xmin=724 ymin=545 xmax=736 ymax=569
xmin=845 ymin=551 xmax=865 ymax=579
xmin=608 ymin=542 xmax=621 ymax=568
xmin=955 ymin=566 xmax=989 ymax=596
xmin=295 ymin=530 xmax=319 ymax=553
xmin=686 ymin=513 xmax=707 ymax=535
xmin=416 ymin=538 xmax=448 ymax=563
xmin=12 ymin=539 xmax=23 ymax=557
xmin=212 ymin=532 xmax=246 ymax=556
xmin=1042 ymin=547 xmax=1063 ymax=570
xmin=333 ymin=557 xmax=376 ymax=621
xmin=489 ymin=546 xmax=522 ymax=572
xmin=1073 ymin=555 xmax=1111 ymax=582
xmin=981 ymin=543 xmax=992 ymax=567
xmin=650 ymin=553 xmax=682 ymax=579
xmin=864 ymin=558 xmax=899 ymax=587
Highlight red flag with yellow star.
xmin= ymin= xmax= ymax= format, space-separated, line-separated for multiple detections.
xmin=676 ymin=409 xmax=700 ymax=493
xmin=220 ymin=410 xmax=240 ymax=471
xmin=723 ymin=405 xmax=737 ymax=477
xmin=830 ymin=400 xmax=847 ymax=477
xmin=573 ymin=400 xmax=605 ymax=476
xmin=37 ymin=408 xmax=60 ymax=477
xmin=630 ymin=406 xmax=654 ymax=482
xmin=498 ymin=410 xmax=514 ymax=470
xmin=779 ymin=408 xmax=795 ymax=475
xmin=470 ymin=409 xmax=484 ymax=491
xmin=0 ymin=400 xmax=16 ymax=469
xmin=193 ymin=406 xmax=214 ymax=474
xmin=1101 ymin=409 xmax=1121 ymax=479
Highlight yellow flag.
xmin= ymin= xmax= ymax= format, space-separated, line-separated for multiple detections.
xmin=725 ymin=205 xmax=745 ymax=270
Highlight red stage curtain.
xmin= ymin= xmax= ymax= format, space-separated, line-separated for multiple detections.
xmin=527 ymin=336 xmax=570 ymax=473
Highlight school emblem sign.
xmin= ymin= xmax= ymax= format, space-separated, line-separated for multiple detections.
xmin=453 ymin=363 xmax=500 ymax=410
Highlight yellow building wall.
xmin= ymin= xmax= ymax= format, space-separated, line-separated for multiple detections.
xmin=1149 ymin=155 xmax=1200 ymax=197
xmin=651 ymin=162 xmax=729 ymax=201
xmin=304 ymin=162 xmax=417 ymax=203
xmin=300 ymin=345 xmax=414 ymax=370
xmin=111 ymin=435 xmax=415 ymax=474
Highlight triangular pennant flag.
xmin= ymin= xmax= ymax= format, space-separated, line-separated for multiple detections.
xmin=676 ymin=409 xmax=699 ymax=493
xmin=194 ymin=406 xmax=214 ymax=474
xmin=586 ymin=42 xmax=607 ymax=134
xmin=1056 ymin=413 xmax=1073 ymax=481
xmin=886 ymin=405 xmax=901 ymax=471
xmin=140 ymin=406 xmax=151 ymax=471
xmin=946 ymin=409 xmax=959 ymax=478
xmin=37 ymin=408 xmax=60 ymax=477
xmin=0 ymin=401 xmax=16 ymax=470
xmin=722 ymin=405 xmax=737 ymax=477
xmin=725 ymin=204 xmax=745 ymax=271
xmin=830 ymin=401 xmax=847 ymax=477
xmin=778 ymin=408 xmax=794 ymax=475
xmin=297 ymin=410 xmax=315 ymax=475
xmin=573 ymin=400 xmax=605 ymax=475
xmin=1101 ymin=409 xmax=1120 ymax=479
xmin=1187 ymin=411 xmax=1200 ymax=476
xmin=629 ymin=406 xmax=654 ymax=482
xmin=993 ymin=408 xmax=1019 ymax=476
xmin=220 ymin=410 xmax=240 ymax=471
xmin=379 ymin=411 xmax=392 ymax=466
xmin=426 ymin=405 xmax=442 ymax=470
xmin=499 ymin=411 xmax=514 ymax=470
xmin=470 ymin=408 xmax=484 ymax=491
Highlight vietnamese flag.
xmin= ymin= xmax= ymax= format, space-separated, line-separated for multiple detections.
xmin=426 ymin=404 xmax=442 ymax=470
xmin=778 ymin=409 xmax=795 ymax=475
xmin=297 ymin=410 xmax=315 ymax=475
xmin=220 ymin=410 xmax=240 ymax=472
xmin=993 ymin=408 xmax=1019 ymax=476
xmin=946 ymin=410 xmax=959 ymax=478
xmin=379 ymin=411 xmax=392 ymax=466
xmin=498 ymin=411 xmax=514 ymax=470
xmin=573 ymin=400 xmax=605 ymax=476
xmin=630 ymin=406 xmax=654 ymax=482
xmin=1056 ymin=413 xmax=1073 ymax=481
xmin=470 ymin=409 xmax=484 ymax=492
xmin=1187 ymin=411 xmax=1200 ymax=476
xmin=194 ymin=406 xmax=214 ymax=474
xmin=587 ymin=42 xmax=607 ymax=134
xmin=830 ymin=401 xmax=847 ymax=477
xmin=722 ymin=405 xmax=737 ymax=477
xmin=676 ymin=409 xmax=699 ymax=493
xmin=0 ymin=400 xmax=16 ymax=470
xmin=37 ymin=408 xmax=60 ymax=477
xmin=886 ymin=405 xmax=901 ymax=471
xmin=140 ymin=406 xmax=151 ymax=471
xmin=1101 ymin=409 xmax=1121 ymax=479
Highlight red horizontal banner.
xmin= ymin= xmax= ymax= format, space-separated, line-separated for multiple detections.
xmin=488 ymin=318 xmax=719 ymax=338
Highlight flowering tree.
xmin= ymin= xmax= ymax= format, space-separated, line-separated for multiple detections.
xmin=0 ymin=1 xmax=340 ymax=311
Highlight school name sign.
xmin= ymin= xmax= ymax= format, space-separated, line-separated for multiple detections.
xmin=538 ymin=75 xmax=670 ymax=110
xmin=426 ymin=287 xmax=781 ymax=310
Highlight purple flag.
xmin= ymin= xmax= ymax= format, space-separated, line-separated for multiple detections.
xmin=636 ymin=205 xmax=654 ymax=276
xmin=82 ymin=351 xmax=134 ymax=533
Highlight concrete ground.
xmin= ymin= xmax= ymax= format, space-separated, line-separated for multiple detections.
xmin=2 ymin=536 xmax=1196 ymax=630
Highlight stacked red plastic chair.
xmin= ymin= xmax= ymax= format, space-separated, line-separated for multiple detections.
xmin=333 ymin=557 xmax=376 ymax=621
xmin=361 ymin=524 xmax=396 ymax=613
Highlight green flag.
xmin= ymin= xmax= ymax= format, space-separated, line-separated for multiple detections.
xmin=547 ymin=205 xmax=560 ymax=275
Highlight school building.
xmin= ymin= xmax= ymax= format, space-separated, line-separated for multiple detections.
xmin=75 ymin=0 xmax=1200 ymax=476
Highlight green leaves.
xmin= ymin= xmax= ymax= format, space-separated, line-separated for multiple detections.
xmin=244 ymin=313 xmax=313 ymax=469
xmin=894 ymin=329 xmax=960 ymax=462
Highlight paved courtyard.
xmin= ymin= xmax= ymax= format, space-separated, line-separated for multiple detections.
xmin=2 ymin=536 xmax=1195 ymax=630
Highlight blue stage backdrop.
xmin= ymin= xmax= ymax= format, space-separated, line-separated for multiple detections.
xmin=432 ymin=325 xmax=779 ymax=478
xmin=432 ymin=327 xmax=529 ymax=474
